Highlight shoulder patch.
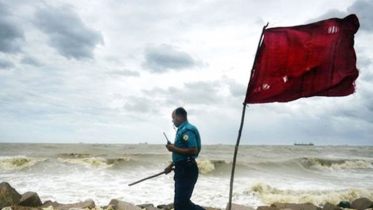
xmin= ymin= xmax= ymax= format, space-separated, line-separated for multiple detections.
xmin=183 ymin=134 xmax=189 ymax=141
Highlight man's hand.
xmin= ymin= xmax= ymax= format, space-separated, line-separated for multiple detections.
xmin=165 ymin=144 xmax=175 ymax=152
xmin=164 ymin=162 xmax=174 ymax=174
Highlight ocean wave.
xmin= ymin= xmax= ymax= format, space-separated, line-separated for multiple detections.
xmin=0 ymin=156 xmax=47 ymax=170
xmin=303 ymin=157 xmax=373 ymax=170
xmin=249 ymin=182 xmax=373 ymax=206
xmin=57 ymin=157 xmax=131 ymax=168
xmin=197 ymin=159 xmax=230 ymax=174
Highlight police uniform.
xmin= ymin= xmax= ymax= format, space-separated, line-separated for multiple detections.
xmin=172 ymin=121 xmax=204 ymax=210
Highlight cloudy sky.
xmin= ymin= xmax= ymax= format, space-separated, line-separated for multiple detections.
xmin=1 ymin=0 xmax=372 ymax=145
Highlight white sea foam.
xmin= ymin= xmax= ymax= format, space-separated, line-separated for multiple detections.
xmin=58 ymin=157 xmax=113 ymax=168
xmin=197 ymin=159 xmax=215 ymax=174
xmin=0 ymin=156 xmax=46 ymax=170
xmin=250 ymin=182 xmax=373 ymax=206
xmin=308 ymin=158 xmax=373 ymax=170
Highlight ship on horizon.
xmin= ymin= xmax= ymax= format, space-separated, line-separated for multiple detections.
xmin=294 ymin=142 xmax=314 ymax=146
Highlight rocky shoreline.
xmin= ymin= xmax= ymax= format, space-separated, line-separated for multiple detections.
xmin=1 ymin=182 xmax=373 ymax=210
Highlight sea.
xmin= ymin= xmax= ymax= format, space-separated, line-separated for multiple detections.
xmin=0 ymin=143 xmax=372 ymax=209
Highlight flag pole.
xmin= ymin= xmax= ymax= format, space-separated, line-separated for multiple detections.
xmin=227 ymin=23 xmax=268 ymax=210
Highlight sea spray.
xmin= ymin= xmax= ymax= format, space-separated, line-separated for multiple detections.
xmin=250 ymin=182 xmax=373 ymax=206
xmin=0 ymin=156 xmax=46 ymax=170
xmin=197 ymin=160 xmax=215 ymax=174
xmin=305 ymin=157 xmax=373 ymax=170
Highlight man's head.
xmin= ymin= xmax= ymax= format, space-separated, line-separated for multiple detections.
xmin=172 ymin=107 xmax=187 ymax=128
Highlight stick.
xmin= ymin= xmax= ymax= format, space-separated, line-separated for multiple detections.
xmin=128 ymin=171 xmax=166 ymax=186
xmin=227 ymin=23 xmax=268 ymax=210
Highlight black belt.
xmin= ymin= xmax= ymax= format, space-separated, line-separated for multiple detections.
xmin=175 ymin=157 xmax=195 ymax=166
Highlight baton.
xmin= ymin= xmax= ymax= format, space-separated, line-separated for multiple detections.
xmin=128 ymin=171 xmax=166 ymax=186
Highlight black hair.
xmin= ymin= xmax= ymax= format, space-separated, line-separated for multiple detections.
xmin=175 ymin=107 xmax=187 ymax=119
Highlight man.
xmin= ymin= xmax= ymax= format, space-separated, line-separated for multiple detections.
xmin=164 ymin=107 xmax=205 ymax=210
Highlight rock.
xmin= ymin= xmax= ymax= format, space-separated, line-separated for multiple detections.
xmin=41 ymin=199 xmax=95 ymax=210
xmin=351 ymin=198 xmax=373 ymax=210
xmin=1 ymin=206 xmax=40 ymax=210
xmin=226 ymin=203 xmax=255 ymax=210
xmin=271 ymin=203 xmax=319 ymax=210
xmin=156 ymin=203 xmax=173 ymax=210
xmin=322 ymin=202 xmax=340 ymax=210
xmin=0 ymin=182 xmax=22 ymax=209
xmin=137 ymin=203 xmax=158 ymax=210
xmin=337 ymin=201 xmax=350 ymax=209
xmin=108 ymin=199 xmax=141 ymax=210
xmin=257 ymin=207 xmax=279 ymax=210
xmin=144 ymin=206 xmax=159 ymax=210
xmin=204 ymin=207 xmax=222 ymax=210
xmin=19 ymin=192 xmax=42 ymax=207
xmin=137 ymin=203 xmax=154 ymax=209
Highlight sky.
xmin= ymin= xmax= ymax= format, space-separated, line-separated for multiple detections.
xmin=0 ymin=0 xmax=372 ymax=146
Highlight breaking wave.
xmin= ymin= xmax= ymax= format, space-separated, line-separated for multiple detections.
xmin=249 ymin=183 xmax=373 ymax=206
xmin=57 ymin=157 xmax=131 ymax=168
xmin=0 ymin=156 xmax=47 ymax=170
xmin=303 ymin=158 xmax=373 ymax=170
xmin=197 ymin=159 xmax=230 ymax=174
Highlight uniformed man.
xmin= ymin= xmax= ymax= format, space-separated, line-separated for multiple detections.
xmin=164 ymin=107 xmax=205 ymax=210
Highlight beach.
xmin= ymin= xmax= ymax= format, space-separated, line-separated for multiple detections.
xmin=0 ymin=143 xmax=372 ymax=209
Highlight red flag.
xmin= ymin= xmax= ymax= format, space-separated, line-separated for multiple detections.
xmin=245 ymin=14 xmax=359 ymax=104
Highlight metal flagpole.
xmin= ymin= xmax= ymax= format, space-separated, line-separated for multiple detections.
xmin=227 ymin=23 xmax=268 ymax=210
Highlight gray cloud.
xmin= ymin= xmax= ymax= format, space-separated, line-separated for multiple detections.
xmin=34 ymin=4 xmax=104 ymax=60
xmin=348 ymin=0 xmax=373 ymax=32
xmin=309 ymin=0 xmax=373 ymax=32
xmin=0 ymin=58 xmax=15 ymax=69
xmin=0 ymin=3 xmax=24 ymax=54
xmin=21 ymin=56 xmax=42 ymax=67
xmin=142 ymin=44 xmax=204 ymax=73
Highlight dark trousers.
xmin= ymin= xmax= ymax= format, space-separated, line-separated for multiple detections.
xmin=174 ymin=159 xmax=205 ymax=210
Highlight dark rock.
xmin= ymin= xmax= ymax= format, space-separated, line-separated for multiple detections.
xmin=1 ymin=206 xmax=40 ymax=210
xmin=41 ymin=199 xmax=95 ymax=210
xmin=19 ymin=192 xmax=42 ymax=207
xmin=227 ymin=203 xmax=255 ymax=210
xmin=0 ymin=182 xmax=22 ymax=209
xmin=257 ymin=206 xmax=279 ymax=210
xmin=351 ymin=198 xmax=373 ymax=210
xmin=138 ymin=203 xmax=159 ymax=210
xmin=322 ymin=202 xmax=340 ymax=210
xmin=156 ymin=203 xmax=173 ymax=210
xmin=337 ymin=201 xmax=350 ymax=209
xmin=144 ymin=206 xmax=159 ymax=210
xmin=271 ymin=202 xmax=318 ymax=210
xmin=204 ymin=207 xmax=222 ymax=210
xmin=137 ymin=203 xmax=154 ymax=208
xmin=108 ymin=199 xmax=141 ymax=210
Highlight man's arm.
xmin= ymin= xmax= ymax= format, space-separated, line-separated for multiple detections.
xmin=166 ymin=144 xmax=197 ymax=155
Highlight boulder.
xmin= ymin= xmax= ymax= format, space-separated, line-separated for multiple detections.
xmin=156 ymin=203 xmax=173 ymax=210
xmin=108 ymin=199 xmax=141 ymax=210
xmin=19 ymin=192 xmax=42 ymax=207
xmin=322 ymin=202 xmax=340 ymax=210
xmin=257 ymin=207 xmax=280 ymax=210
xmin=204 ymin=207 xmax=222 ymax=210
xmin=271 ymin=203 xmax=319 ymax=210
xmin=337 ymin=201 xmax=350 ymax=209
xmin=137 ymin=203 xmax=158 ymax=210
xmin=41 ymin=199 xmax=95 ymax=210
xmin=0 ymin=182 xmax=22 ymax=209
xmin=226 ymin=203 xmax=256 ymax=210
xmin=351 ymin=198 xmax=373 ymax=210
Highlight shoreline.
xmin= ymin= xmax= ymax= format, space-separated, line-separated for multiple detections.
xmin=1 ymin=182 xmax=373 ymax=210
